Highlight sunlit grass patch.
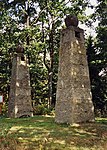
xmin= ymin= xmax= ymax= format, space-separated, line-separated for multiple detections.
xmin=0 ymin=116 xmax=107 ymax=150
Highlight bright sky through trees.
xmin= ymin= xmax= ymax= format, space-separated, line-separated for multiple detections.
xmin=80 ymin=0 xmax=98 ymax=37
xmin=8 ymin=0 xmax=98 ymax=36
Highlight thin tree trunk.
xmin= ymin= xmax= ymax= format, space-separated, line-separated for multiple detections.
xmin=43 ymin=2 xmax=55 ymax=108
xmin=48 ymin=68 xmax=53 ymax=107
xmin=43 ymin=21 xmax=54 ymax=108
xmin=48 ymin=15 xmax=54 ymax=108
xmin=25 ymin=0 xmax=30 ymax=62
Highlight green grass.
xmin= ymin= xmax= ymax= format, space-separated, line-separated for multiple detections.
xmin=0 ymin=116 xmax=107 ymax=150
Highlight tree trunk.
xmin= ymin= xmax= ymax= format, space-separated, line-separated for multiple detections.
xmin=25 ymin=0 xmax=30 ymax=62
xmin=48 ymin=20 xmax=54 ymax=108
xmin=43 ymin=20 xmax=54 ymax=108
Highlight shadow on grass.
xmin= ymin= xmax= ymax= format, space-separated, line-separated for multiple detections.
xmin=0 ymin=116 xmax=107 ymax=150
xmin=96 ymin=117 xmax=107 ymax=125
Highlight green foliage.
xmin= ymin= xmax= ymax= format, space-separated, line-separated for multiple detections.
xmin=86 ymin=0 xmax=107 ymax=117
xmin=33 ymin=104 xmax=54 ymax=115
xmin=94 ymin=0 xmax=107 ymax=116
xmin=0 ymin=0 xmax=90 ymax=112
xmin=87 ymin=35 xmax=107 ymax=117
xmin=1 ymin=0 xmax=106 ymax=118
xmin=0 ymin=102 xmax=8 ymax=116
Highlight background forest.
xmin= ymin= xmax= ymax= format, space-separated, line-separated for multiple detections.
xmin=0 ymin=0 xmax=107 ymax=117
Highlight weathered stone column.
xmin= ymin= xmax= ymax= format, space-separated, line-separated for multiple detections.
xmin=8 ymin=49 xmax=33 ymax=118
xmin=55 ymin=18 xmax=94 ymax=124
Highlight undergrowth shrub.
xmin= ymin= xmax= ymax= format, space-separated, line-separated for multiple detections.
xmin=33 ymin=104 xmax=55 ymax=115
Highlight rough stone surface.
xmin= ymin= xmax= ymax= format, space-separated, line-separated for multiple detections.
xmin=8 ymin=53 xmax=33 ymax=118
xmin=16 ymin=44 xmax=24 ymax=53
xmin=65 ymin=15 xmax=79 ymax=27
xmin=55 ymin=26 xmax=95 ymax=124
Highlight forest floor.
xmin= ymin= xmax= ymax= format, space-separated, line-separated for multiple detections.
xmin=0 ymin=115 xmax=107 ymax=150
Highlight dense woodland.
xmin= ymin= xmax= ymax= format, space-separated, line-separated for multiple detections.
xmin=0 ymin=0 xmax=107 ymax=117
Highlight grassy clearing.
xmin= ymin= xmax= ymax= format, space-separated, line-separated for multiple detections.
xmin=0 ymin=116 xmax=107 ymax=150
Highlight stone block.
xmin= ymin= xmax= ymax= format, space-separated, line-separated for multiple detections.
xmin=8 ymin=54 xmax=33 ymax=118
xmin=55 ymin=26 xmax=94 ymax=124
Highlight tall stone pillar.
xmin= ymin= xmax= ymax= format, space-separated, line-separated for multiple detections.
xmin=55 ymin=16 xmax=94 ymax=124
xmin=8 ymin=46 xmax=33 ymax=118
